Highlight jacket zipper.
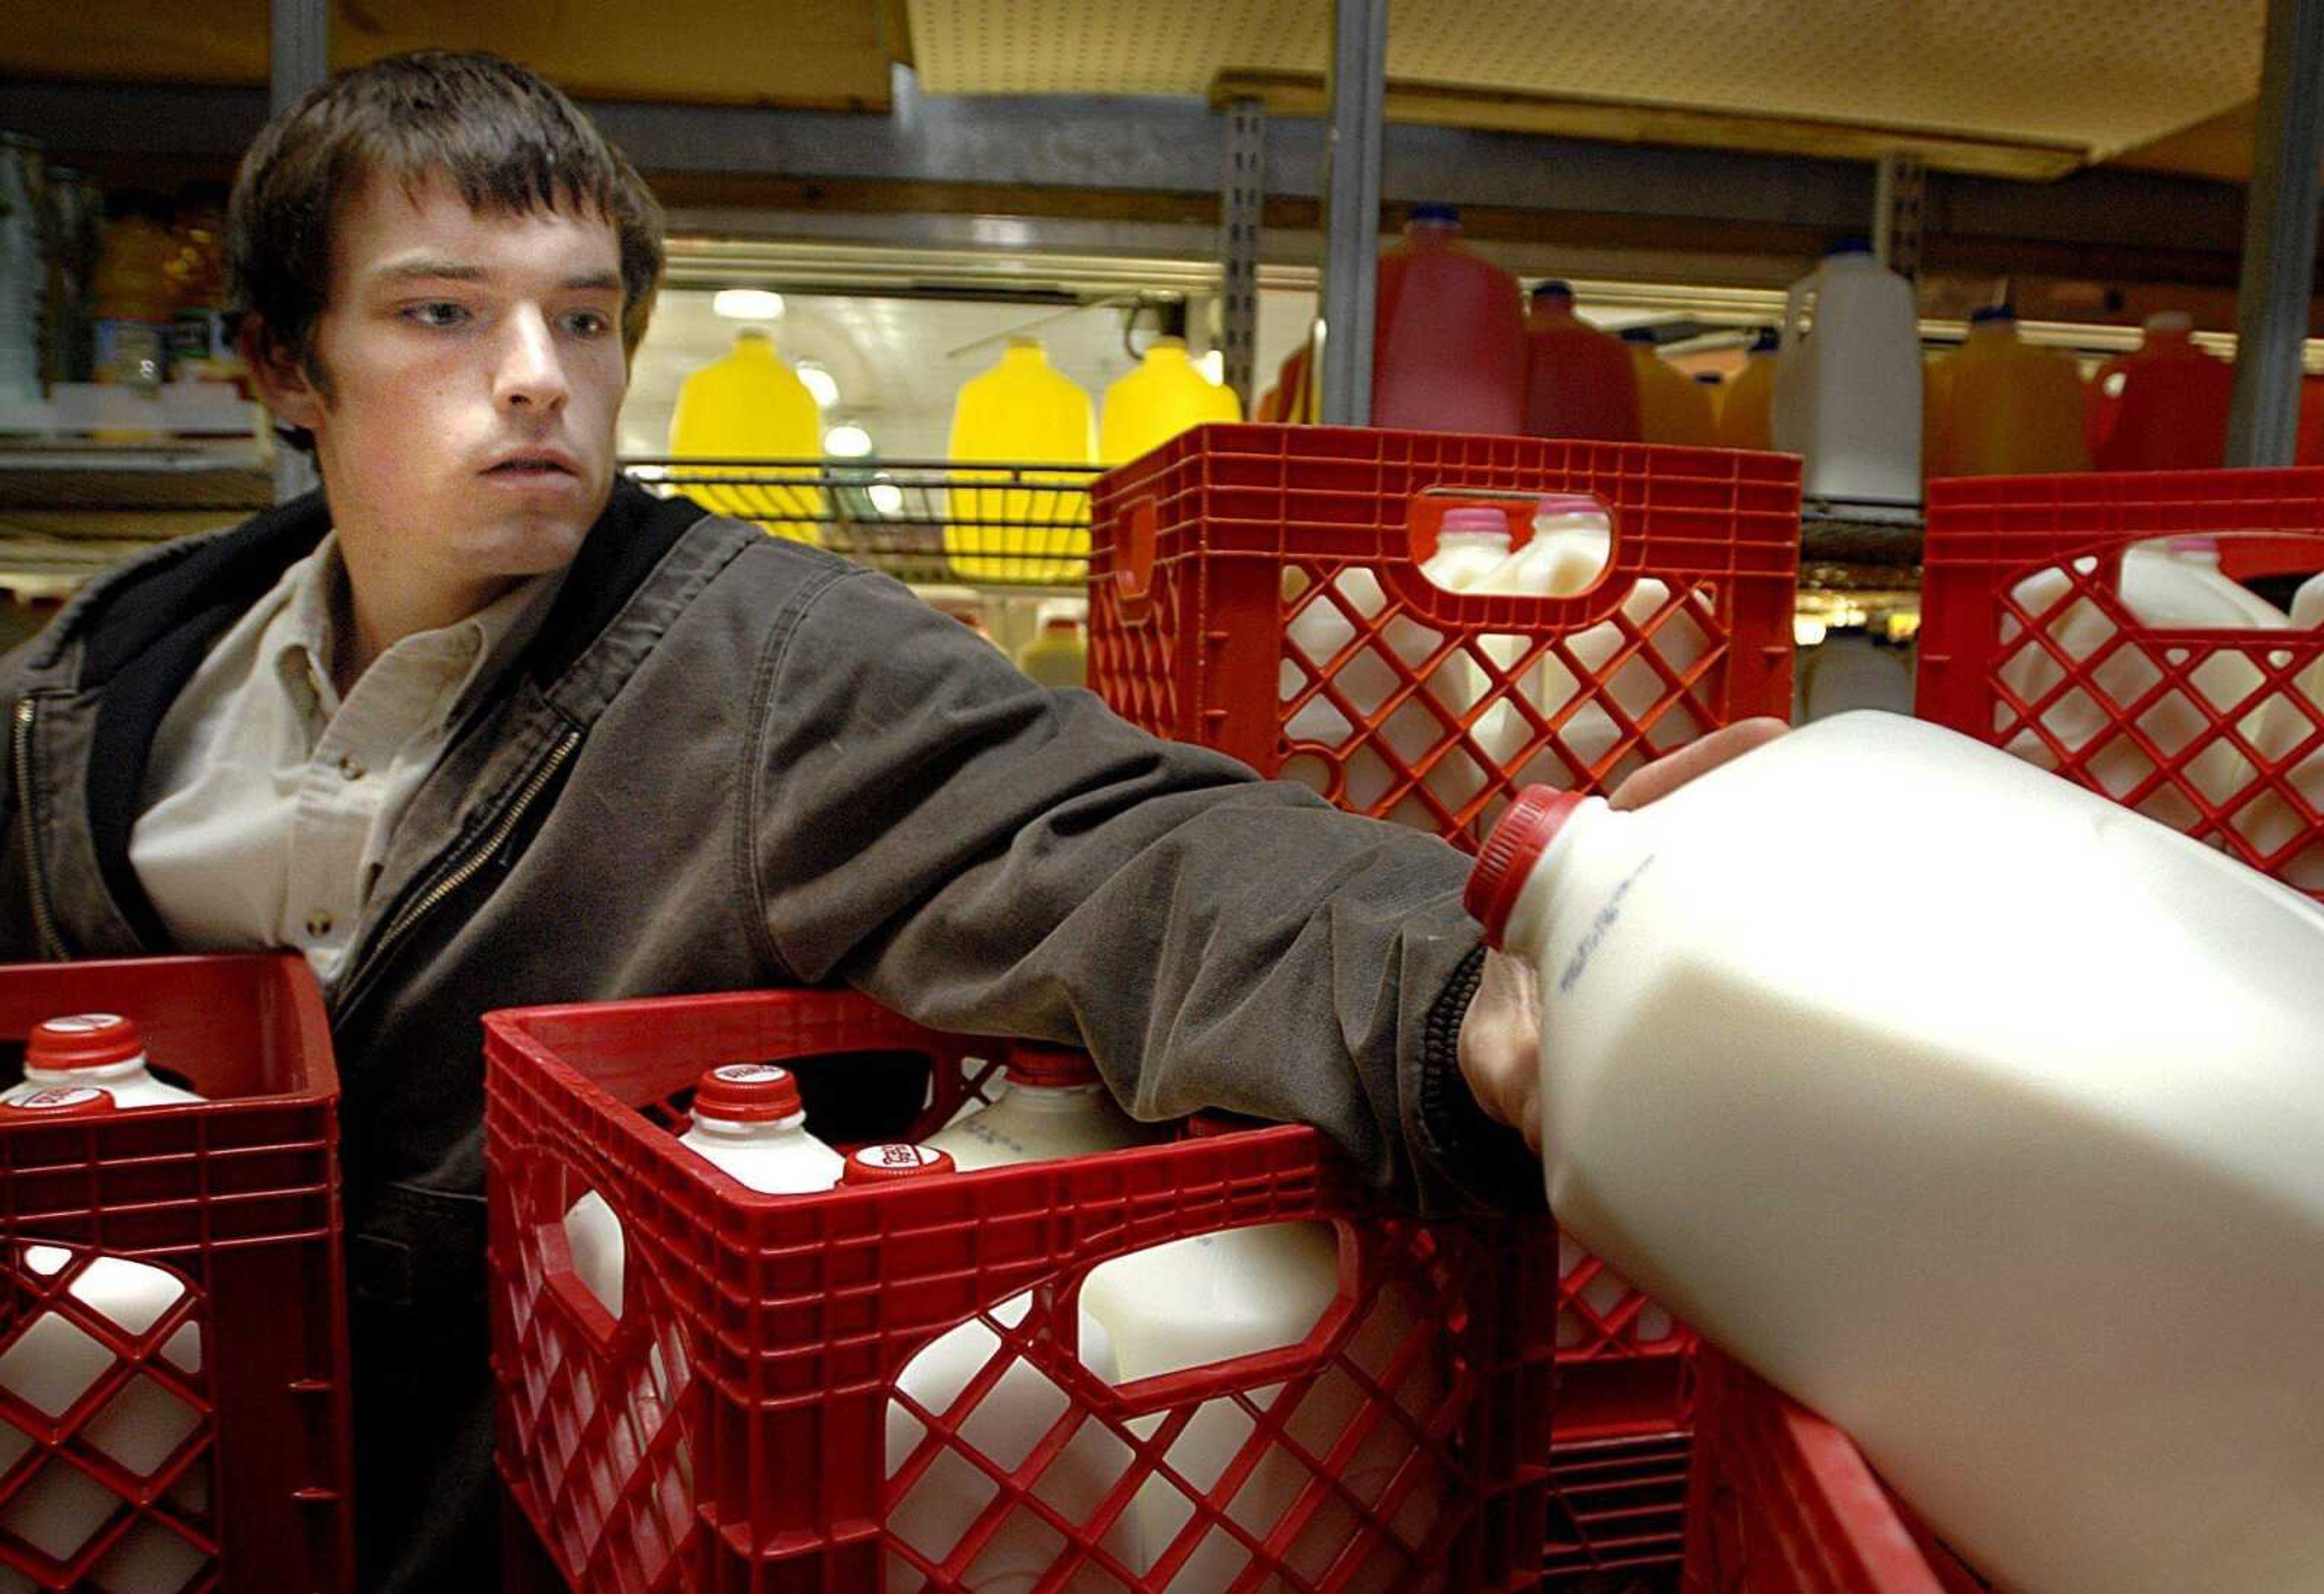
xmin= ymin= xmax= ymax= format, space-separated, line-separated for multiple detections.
xmin=13 ymin=699 xmax=64 ymax=960
xmin=335 ymin=726 xmax=582 ymax=1015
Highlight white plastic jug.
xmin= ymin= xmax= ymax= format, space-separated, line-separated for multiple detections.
xmin=1998 ymin=536 xmax=2290 ymax=834
xmin=1281 ymin=508 xmax=1512 ymax=833
xmin=2238 ymin=567 xmax=2324 ymax=889
xmin=0 ymin=1240 xmax=209 ymax=1590
xmin=562 ymin=1064 xmax=843 ymax=1322
xmin=1466 ymin=709 xmax=2324 ymax=1594
xmin=1771 ymin=240 xmax=1923 ymax=506
xmin=923 ymin=1044 xmax=1152 ymax=1171
xmin=2 ymin=1014 xmax=203 ymax=1110
xmin=1078 ymin=1188 xmax=1445 ymax=1590
xmin=850 ymin=1144 xmax=1143 ymax=1593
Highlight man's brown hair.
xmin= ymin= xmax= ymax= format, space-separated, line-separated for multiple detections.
xmin=230 ymin=50 xmax=665 ymax=442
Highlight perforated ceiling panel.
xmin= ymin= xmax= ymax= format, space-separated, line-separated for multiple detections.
xmin=909 ymin=0 xmax=2264 ymax=164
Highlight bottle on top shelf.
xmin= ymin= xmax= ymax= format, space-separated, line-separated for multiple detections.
xmin=1372 ymin=204 xmax=1526 ymax=435
xmin=1521 ymin=281 xmax=1640 ymax=443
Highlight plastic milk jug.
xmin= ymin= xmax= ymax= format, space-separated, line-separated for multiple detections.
xmin=924 ymin=1044 xmax=1152 ymax=1171
xmin=2 ymin=1014 xmax=204 ymax=1110
xmin=1 ymin=1076 xmax=211 ymax=1592
xmin=1078 ymin=1141 xmax=1445 ymax=1592
xmin=1281 ymin=509 xmax=1512 ymax=833
xmin=1522 ymin=282 xmax=1640 ymax=442
xmin=2237 ymin=568 xmax=2324 ymax=891
xmin=946 ymin=336 xmax=1096 ymax=584
xmin=1771 ymin=240 xmax=1923 ymax=506
xmin=1016 ymin=613 xmax=1089 ymax=690
xmin=851 ymin=1144 xmax=1143 ymax=1592
xmin=1371 ymin=205 xmax=1526 ymax=435
xmin=1997 ymin=536 xmax=2290 ymax=832
xmin=1098 ymin=336 xmax=1241 ymax=466
xmin=1465 ymin=709 xmax=2324 ymax=1594
xmin=562 ymin=1064 xmax=844 ymax=1322
xmin=665 ymin=328 xmax=825 ymax=540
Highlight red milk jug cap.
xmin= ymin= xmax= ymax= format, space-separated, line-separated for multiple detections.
xmin=2 ymin=1085 xmax=117 ymax=1119
xmin=1466 ymin=786 xmax=1591 ymax=947
xmin=693 ymin=1063 xmax=803 ymax=1123
xmin=842 ymin=1143 xmax=956 ymax=1184
xmin=27 ymin=1013 xmax=144 ymax=1073
xmin=1004 ymin=1043 xmax=1100 ymax=1088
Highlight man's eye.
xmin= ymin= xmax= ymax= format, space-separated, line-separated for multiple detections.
xmin=405 ymin=302 xmax=470 ymax=328
xmin=565 ymin=310 xmax=612 ymax=338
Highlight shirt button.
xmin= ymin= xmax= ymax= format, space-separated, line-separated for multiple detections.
xmin=306 ymin=909 xmax=334 ymax=938
xmin=337 ymin=753 xmax=366 ymax=781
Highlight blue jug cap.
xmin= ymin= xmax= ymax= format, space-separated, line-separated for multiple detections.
xmin=1532 ymin=279 xmax=1574 ymax=299
xmin=1748 ymin=327 xmax=1780 ymax=352
xmin=1969 ymin=303 xmax=2017 ymax=325
xmin=1409 ymin=202 xmax=1460 ymax=225
xmin=1824 ymin=237 xmax=1874 ymax=257
xmin=1618 ymin=326 xmax=1659 ymax=344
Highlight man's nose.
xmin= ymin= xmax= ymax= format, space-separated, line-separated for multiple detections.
xmin=494 ymin=309 xmax=569 ymax=413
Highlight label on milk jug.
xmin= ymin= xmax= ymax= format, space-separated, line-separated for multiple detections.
xmin=1557 ymin=853 xmax=1657 ymax=997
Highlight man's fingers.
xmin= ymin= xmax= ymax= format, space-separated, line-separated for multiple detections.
xmin=1607 ymin=716 xmax=1788 ymax=811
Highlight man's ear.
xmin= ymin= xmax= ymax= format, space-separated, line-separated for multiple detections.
xmin=240 ymin=318 xmax=326 ymax=434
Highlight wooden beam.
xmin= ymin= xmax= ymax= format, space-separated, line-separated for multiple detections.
xmin=1210 ymin=70 xmax=2090 ymax=183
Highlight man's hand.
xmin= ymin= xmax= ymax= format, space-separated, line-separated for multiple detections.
xmin=1456 ymin=717 xmax=1789 ymax=1154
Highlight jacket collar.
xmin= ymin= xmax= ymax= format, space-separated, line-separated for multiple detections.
xmin=65 ymin=477 xmax=712 ymax=953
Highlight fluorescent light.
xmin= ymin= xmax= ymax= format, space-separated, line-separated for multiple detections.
xmin=714 ymin=288 xmax=786 ymax=320
xmin=868 ymin=482 xmax=905 ymax=515
xmin=824 ymin=423 xmax=873 ymax=458
xmin=795 ymin=361 xmax=840 ymax=408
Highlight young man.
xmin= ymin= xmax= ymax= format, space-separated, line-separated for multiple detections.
xmin=0 ymin=51 xmax=1776 ymax=1589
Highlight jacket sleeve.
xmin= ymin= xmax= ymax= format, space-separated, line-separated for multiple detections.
xmin=0 ymin=638 xmax=45 ymax=963
xmin=747 ymin=564 xmax=1540 ymax=1214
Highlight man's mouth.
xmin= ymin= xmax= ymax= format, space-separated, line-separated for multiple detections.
xmin=485 ymin=452 xmax=578 ymax=476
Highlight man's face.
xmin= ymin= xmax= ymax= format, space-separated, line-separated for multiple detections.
xmin=263 ymin=172 xmax=629 ymax=601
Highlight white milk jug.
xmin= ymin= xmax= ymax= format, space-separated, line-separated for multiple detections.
xmin=0 ymin=1236 xmax=209 ymax=1593
xmin=2234 ymin=567 xmax=2324 ymax=891
xmin=1771 ymin=240 xmax=1922 ymax=506
xmin=850 ymin=1144 xmax=1143 ymax=1593
xmin=1998 ymin=536 xmax=2289 ymax=833
xmin=2 ymin=1014 xmax=204 ymax=1110
xmin=1465 ymin=708 xmax=2324 ymax=1594
xmin=1078 ymin=1159 xmax=1445 ymax=1591
xmin=562 ymin=1064 xmax=844 ymax=1321
xmin=924 ymin=1044 xmax=1152 ymax=1171
xmin=1282 ymin=508 xmax=1512 ymax=831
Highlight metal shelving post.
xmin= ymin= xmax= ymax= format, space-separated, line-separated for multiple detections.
xmin=2228 ymin=0 xmax=2324 ymax=467
xmin=1318 ymin=0 xmax=1387 ymax=427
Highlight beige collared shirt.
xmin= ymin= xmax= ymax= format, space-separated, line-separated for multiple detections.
xmin=130 ymin=531 xmax=559 ymax=993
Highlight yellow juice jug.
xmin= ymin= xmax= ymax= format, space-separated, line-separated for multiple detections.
xmin=1622 ymin=329 xmax=1717 ymax=445
xmin=1717 ymin=329 xmax=1779 ymax=450
xmin=946 ymin=336 xmax=1095 ymax=584
xmin=1927 ymin=306 xmax=2088 ymax=478
xmin=1098 ymin=337 xmax=1241 ymax=466
xmin=667 ymin=329 xmax=826 ymax=541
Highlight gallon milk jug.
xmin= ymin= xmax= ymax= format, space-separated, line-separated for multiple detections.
xmin=1281 ymin=508 xmax=1512 ymax=833
xmin=2 ymin=1014 xmax=204 ymax=1110
xmin=0 ymin=1158 xmax=212 ymax=1594
xmin=852 ymin=1144 xmax=1143 ymax=1592
xmin=562 ymin=1064 xmax=844 ymax=1322
xmin=1078 ymin=1137 xmax=1445 ymax=1593
xmin=1465 ymin=709 xmax=2324 ymax=1594
xmin=924 ymin=1043 xmax=1152 ymax=1171
xmin=1371 ymin=205 xmax=1525 ymax=435
xmin=1716 ymin=329 xmax=1779 ymax=451
xmin=1522 ymin=282 xmax=1640 ymax=442
xmin=1016 ymin=610 xmax=1088 ymax=690
xmin=1998 ymin=536 xmax=2289 ymax=831
xmin=1098 ymin=337 xmax=1240 ymax=466
xmin=666 ymin=328 xmax=826 ymax=541
xmin=1771 ymin=240 xmax=1922 ymax=506
xmin=1925 ymin=305 xmax=2087 ymax=478
xmin=1621 ymin=328 xmax=1717 ymax=447
xmin=947 ymin=336 xmax=1095 ymax=584
xmin=2236 ymin=567 xmax=2324 ymax=891
xmin=2089 ymin=311 xmax=2233 ymax=473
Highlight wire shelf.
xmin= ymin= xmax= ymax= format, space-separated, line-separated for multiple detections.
xmin=623 ymin=456 xmax=1101 ymax=590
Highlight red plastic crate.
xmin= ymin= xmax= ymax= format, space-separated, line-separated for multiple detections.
xmin=1680 ymin=1349 xmax=1986 ymax=1594
xmin=1543 ymin=1428 xmax=1690 ymax=1584
xmin=0 ymin=954 xmax=352 ymax=1593
xmin=1087 ymin=425 xmax=1795 ymax=1442
xmin=1917 ymin=469 xmax=2324 ymax=895
xmin=485 ymin=987 xmax=1558 ymax=1593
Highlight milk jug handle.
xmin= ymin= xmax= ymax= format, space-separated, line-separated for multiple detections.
xmin=1782 ymin=275 xmax=1814 ymax=348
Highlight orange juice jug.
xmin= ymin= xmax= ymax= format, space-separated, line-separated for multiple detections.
xmin=1622 ymin=328 xmax=1716 ymax=446
xmin=946 ymin=336 xmax=1095 ymax=584
xmin=667 ymin=329 xmax=826 ymax=541
xmin=1098 ymin=335 xmax=1240 ymax=465
xmin=1928 ymin=305 xmax=2088 ymax=476
xmin=1717 ymin=329 xmax=1779 ymax=450
xmin=2089 ymin=311 xmax=2232 ymax=472
xmin=1372 ymin=204 xmax=1525 ymax=433
xmin=1522 ymin=281 xmax=1640 ymax=441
